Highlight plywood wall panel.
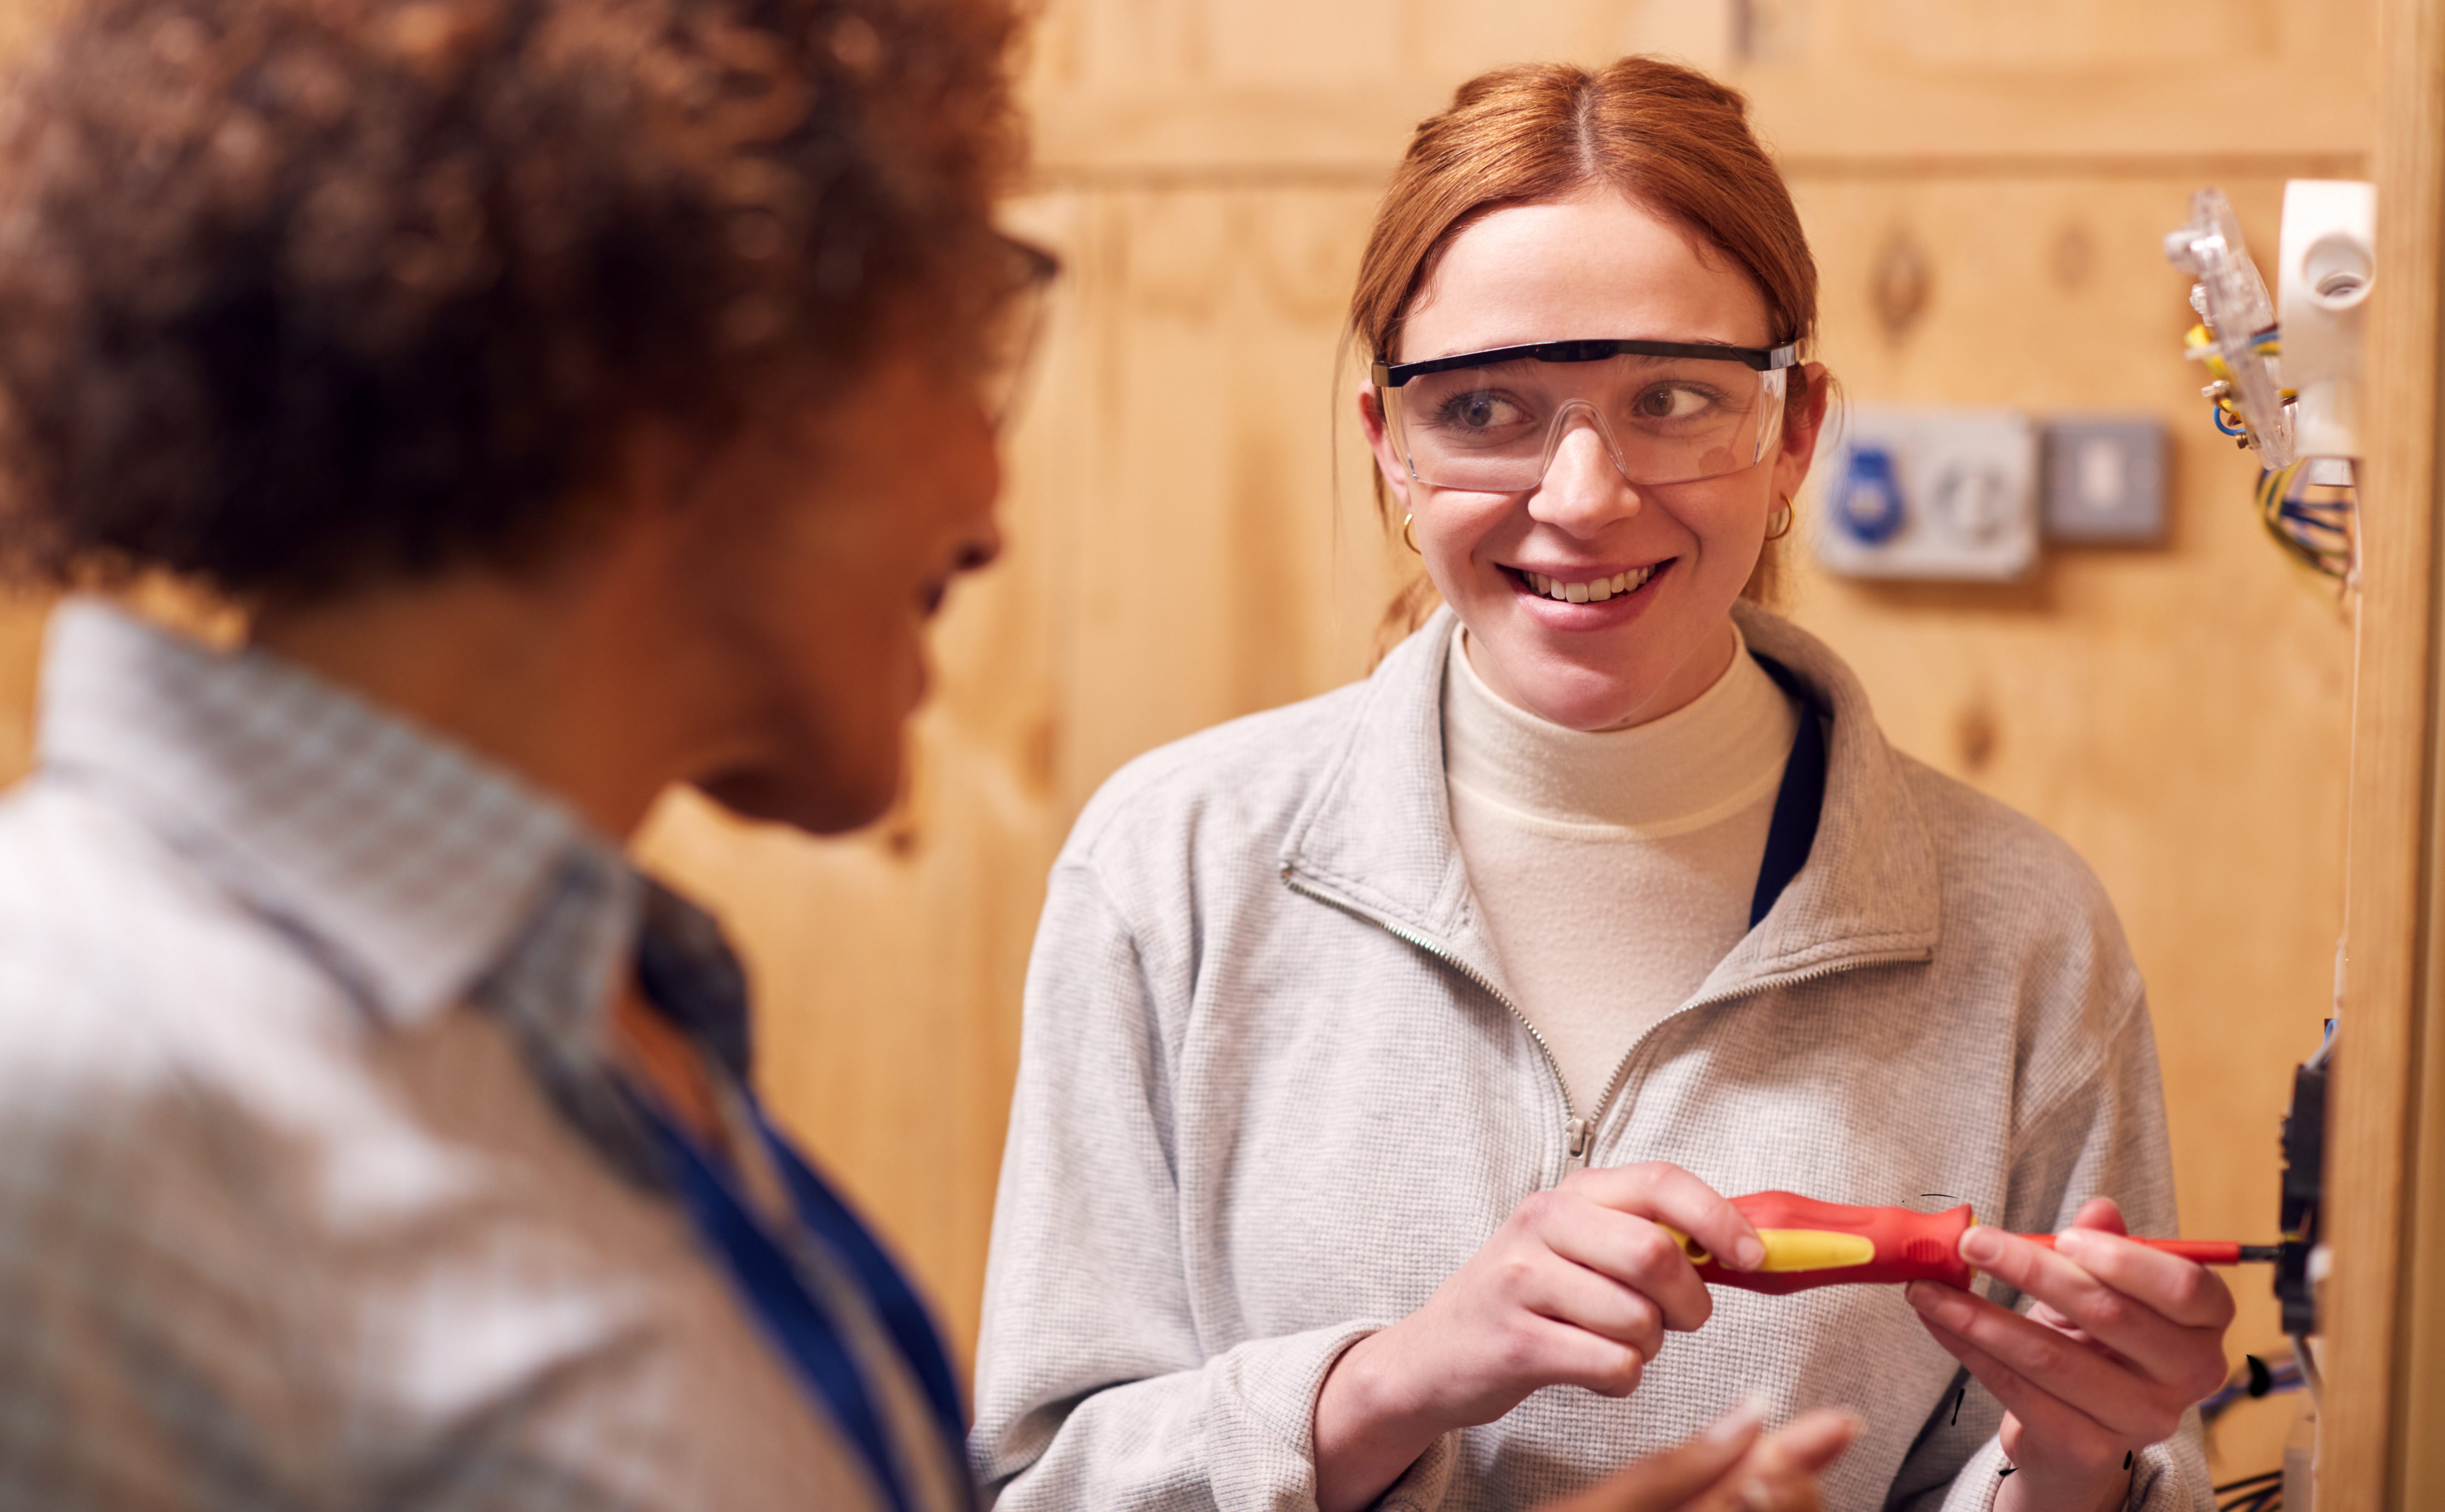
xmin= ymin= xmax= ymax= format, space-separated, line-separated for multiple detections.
xmin=0 ymin=598 xmax=48 ymax=787
xmin=0 ymin=2 xmax=2381 ymax=1467
xmin=2322 ymin=0 xmax=2445 ymax=1500
xmin=1048 ymin=186 xmax=1401 ymax=802
xmin=627 ymin=161 xmax=2365 ymax=1427
xmin=1783 ymin=177 xmax=2353 ymax=1471
xmin=1023 ymin=0 xmax=2376 ymax=177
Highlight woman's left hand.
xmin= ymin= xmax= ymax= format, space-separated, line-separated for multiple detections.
xmin=1904 ymin=1198 xmax=2233 ymax=1512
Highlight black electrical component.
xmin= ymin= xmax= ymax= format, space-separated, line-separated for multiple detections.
xmin=2274 ymin=1041 xmax=2329 ymax=1336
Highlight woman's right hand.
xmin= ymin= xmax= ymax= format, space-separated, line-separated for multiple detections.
xmin=1543 ymin=1402 xmax=1860 ymax=1512
xmin=1314 ymin=1161 xmax=1768 ymax=1512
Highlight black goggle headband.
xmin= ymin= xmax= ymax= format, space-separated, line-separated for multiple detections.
xmin=1375 ymin=338 xmax=1800 ymax=389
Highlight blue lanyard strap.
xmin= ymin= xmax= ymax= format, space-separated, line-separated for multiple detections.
xmin=626 ymin=881 xmax=969 ymax=1510
xmin=632 ymin=1091 xmax=967 ymax=1512
xmin=749 ymin=1110 xmax=970 ymax=1459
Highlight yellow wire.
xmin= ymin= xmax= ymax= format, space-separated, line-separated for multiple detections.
xmin=2256 ymin=460 xmax=2353 ymax=579
xmin=2188 ymin=321 xmax=2347 ymax=579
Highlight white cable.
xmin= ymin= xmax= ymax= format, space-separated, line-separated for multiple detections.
xmin=2289 ymin=1331 xmax=2324 ymax=1407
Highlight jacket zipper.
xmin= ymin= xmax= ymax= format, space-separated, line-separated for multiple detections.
xmin=1279 ymin=871 xmax=1588 ymax=1173
xmin=1568 ymin=953 xmax=1927 ymax=1173
xmin=1283 ymin=866 xmax=1929 ymax=1183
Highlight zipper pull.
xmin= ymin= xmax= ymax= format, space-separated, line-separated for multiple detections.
xmin=1564 ymin=1115 xmax=1596 ymax=1173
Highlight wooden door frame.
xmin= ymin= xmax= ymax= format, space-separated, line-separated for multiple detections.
xmin=2323 ymin=0 xmax=2445 ymax=1504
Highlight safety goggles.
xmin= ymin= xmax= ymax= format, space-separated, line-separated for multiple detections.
xmin=1372 ymin=338 xmax=1797 ymax=492
xmin=981 ymin=233 xmax=1062 ymax=428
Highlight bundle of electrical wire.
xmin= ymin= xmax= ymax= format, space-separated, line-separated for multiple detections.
xmin=2252 ymin=460 xmax=2354 ymax=579
xmin=2198 ymin=1353 xmax=2305 ymax=1422
xmin=2184 ymin=325 xmax=2354 ymax=580
xmin=2214 ymin=1467 xmax=2282 ymax=1512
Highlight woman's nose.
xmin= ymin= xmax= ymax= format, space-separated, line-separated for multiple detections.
xmin=1528 ymin=418 xmax=1642 ymax=537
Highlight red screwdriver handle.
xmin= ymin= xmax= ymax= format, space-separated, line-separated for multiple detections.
xmin=1684 ymin=1191 xmax=1976 ymax=1295
xmin=1675 ymin=1194 xmax=2268 ymax=1295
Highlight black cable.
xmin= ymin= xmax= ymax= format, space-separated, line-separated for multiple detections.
xmin=2217 ymin=1481 xmax=2282 ymax=1512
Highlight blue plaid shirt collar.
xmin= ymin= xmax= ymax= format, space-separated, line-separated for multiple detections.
xmin=35 ymin=597 xmax=638 ymax=1042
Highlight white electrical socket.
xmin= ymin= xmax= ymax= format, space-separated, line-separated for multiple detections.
xmin=2278 ymin=178 xmax=2376 ymax=462
xmin=1812 ymin=406 xmax=2039 ymax=581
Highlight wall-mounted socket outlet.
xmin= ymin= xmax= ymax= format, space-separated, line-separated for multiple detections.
xmin=1813 ymin=407 xmax=2039 ymax=581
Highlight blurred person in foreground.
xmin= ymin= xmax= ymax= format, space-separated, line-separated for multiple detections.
xmin=0 ymin=0 xmax=1851 ymax=1508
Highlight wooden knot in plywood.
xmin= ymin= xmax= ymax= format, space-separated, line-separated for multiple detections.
xmin=1872 ymin=224 xmax=1932 ymax=345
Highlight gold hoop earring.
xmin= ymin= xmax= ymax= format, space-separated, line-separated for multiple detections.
xmin=1765 ymin=498 xmax=1794 ymax=540
xmin=1402 ymin=513 xmax=1421 ymax=554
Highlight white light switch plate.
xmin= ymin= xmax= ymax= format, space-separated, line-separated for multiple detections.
xmin=2040 ymin=415 xmax=2167 ymax=544
xmin=1812 ymin=406 xmax=2039 ymax=581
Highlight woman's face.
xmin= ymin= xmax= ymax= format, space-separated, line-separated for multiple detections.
xmin=1361 ymin=188 xmax=1827 ymax=731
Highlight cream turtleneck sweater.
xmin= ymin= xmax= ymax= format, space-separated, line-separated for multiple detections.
xmin=1441 ymin=627 xmax=1801 ymax=1113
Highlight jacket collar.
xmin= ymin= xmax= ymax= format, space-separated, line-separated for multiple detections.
xmin=1278 ymin=602 xmax=1940 ymax=1003
xmin=35 ymin=597 xmax=633 ymax=1032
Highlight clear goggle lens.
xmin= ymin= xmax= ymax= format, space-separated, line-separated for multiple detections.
xmin=1379 ymin=347 xmax=1789 ymax=492
xmin=980 ymin=234 xmax=1062 ymax=428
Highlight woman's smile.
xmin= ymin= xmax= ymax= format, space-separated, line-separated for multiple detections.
xmin=1501 ymin=558 xmax=1673 ymax=628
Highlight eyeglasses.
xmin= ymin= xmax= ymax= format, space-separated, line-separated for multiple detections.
xmin=1371 ymin=338 xmax=1797 ymax=493
xmin=982 ymin=233 xmax=1062 ymax=429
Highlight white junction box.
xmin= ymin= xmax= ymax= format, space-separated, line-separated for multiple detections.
xmin=2277 ymin=178 xmax=2376 ymax=463
xmin=1812 ymin=406 xmax=2039 ymax=581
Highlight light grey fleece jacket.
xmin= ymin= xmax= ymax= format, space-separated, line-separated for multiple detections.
xmin=973 ymin=604 xmax=2213 ymax=1512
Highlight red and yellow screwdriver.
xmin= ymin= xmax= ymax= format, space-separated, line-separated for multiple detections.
xmin=1668 ymin=1191 xmax=2281 ymax=1294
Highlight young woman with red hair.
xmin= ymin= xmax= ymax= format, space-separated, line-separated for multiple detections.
xmin=975 ymin=57 xmax=2230 ymax=1512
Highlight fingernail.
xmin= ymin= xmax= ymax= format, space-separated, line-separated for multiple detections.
xmin=1736 ymin=1235 xmax=1767 ymax=1271
xmin=1961 ymin=1226 xmax=2003 ymax=1265
xmin=2054 ymin=1228 xmax=2089 ymax=1259
xmin=1905 ymin=1280 xmax=1934 ymax=1311
xmin=1738 ymin=1480 xmax=1777 ymax=1511
xmin=1704 ymin=1395 xmax=1767 ymax=1446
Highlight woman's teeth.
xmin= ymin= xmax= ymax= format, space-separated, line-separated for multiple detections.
xmin=1522 ymin=565 xmax=1657 ymax=603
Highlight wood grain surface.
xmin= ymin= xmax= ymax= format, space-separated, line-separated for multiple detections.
xmin=0 ymin=0 xmax=2409 ymax=1485
xmin=2324 ymin=0 xmax=2445 ymax=1506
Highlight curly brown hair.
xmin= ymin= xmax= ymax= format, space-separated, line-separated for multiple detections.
xmin=0 ymin=0 xmax=1026 ymax=596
